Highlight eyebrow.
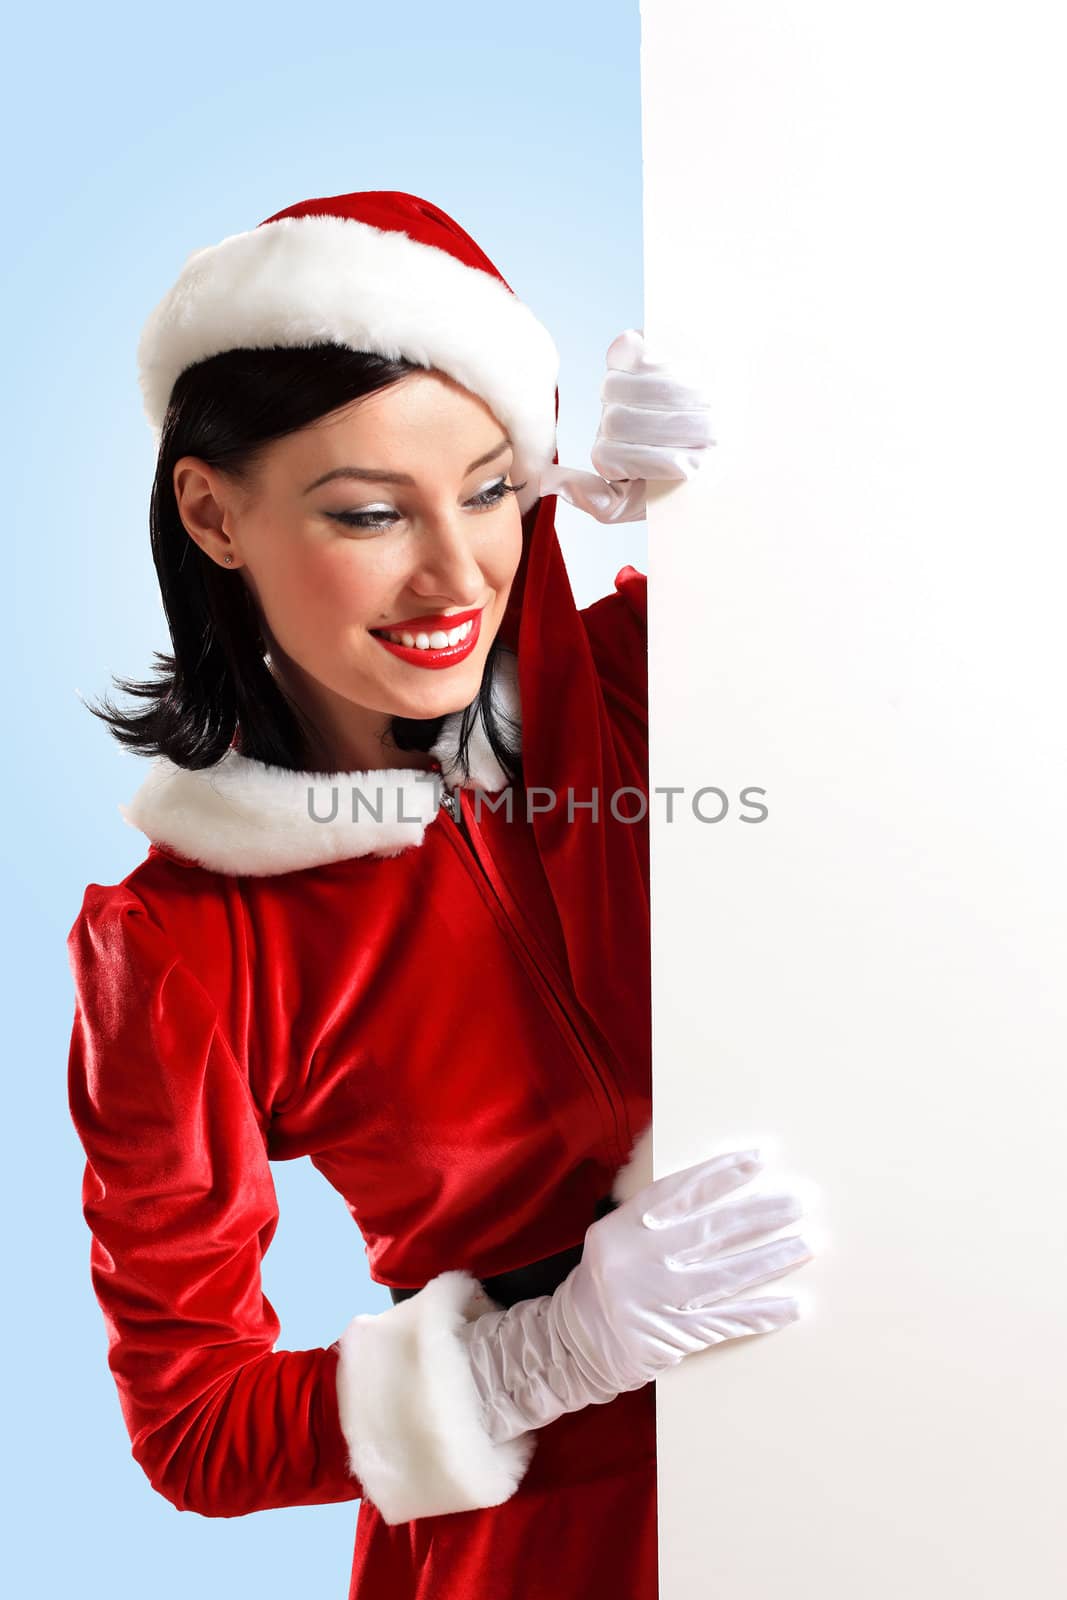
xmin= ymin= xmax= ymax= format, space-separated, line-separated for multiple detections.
xmin=302 ymin=435 xmax=513 ymax=494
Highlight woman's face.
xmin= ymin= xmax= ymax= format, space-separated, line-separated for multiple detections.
xmin=174 ymin=369 xmax=525 ymax=770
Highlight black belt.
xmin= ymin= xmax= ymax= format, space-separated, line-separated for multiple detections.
xmin=388 ymin=1194 xmax=620 ymax=1309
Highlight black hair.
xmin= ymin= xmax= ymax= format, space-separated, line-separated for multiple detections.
xmin=84 ymin=343 xmax=524 ymax=783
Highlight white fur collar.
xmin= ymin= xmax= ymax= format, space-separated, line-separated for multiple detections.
xmin=119 ymin=648 xmax=521 ymax=876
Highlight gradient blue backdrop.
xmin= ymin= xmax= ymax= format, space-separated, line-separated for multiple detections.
xmin=2 ymin=2 xmax=643 ymax=1594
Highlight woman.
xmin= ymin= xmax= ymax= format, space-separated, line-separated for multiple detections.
xmin=65 ymin=189 xmax=814 ymax=1599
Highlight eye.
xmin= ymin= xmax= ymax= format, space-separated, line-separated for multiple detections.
xmin=468 ymin=476 xmax=528 ymax=511
xmin=327 ymin=506 xmax=401 ymax=532
xmin=326 ymin=477 xmax=528 ymax=533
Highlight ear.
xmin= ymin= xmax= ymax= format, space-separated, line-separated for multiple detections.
xmin=172 ymin=454 xmax=243 ymax=569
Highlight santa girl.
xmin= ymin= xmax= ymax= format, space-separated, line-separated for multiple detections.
xmin=66 ymin=188 xmax=815 ymax=1599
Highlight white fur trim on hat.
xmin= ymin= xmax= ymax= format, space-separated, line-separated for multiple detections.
xmin=137 ymin=214 xmax=559 ymax=517
xmin=335 ymin=1269 xmax=537 ymax=1525
xmin=611 ymin=1119 xmax=653 ymax=1203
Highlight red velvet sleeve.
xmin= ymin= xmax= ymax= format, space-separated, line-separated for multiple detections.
xmin=579 ymin=563 xmax=649 ymax=768
xmin=66 ymin=885 xmax=361 ymax=1518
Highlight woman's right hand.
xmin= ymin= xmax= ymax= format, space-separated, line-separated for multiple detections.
xmin=456 ymin=1147 xmax=815 ymax=1444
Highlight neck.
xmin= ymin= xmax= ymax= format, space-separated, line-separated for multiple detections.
xmin=265 ymin=653 xmax=439 ymax=776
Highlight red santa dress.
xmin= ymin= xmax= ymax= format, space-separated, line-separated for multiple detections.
xmin=66 ymin=464 xmax=658 ymax=1598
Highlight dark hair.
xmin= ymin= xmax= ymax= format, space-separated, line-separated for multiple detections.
xmin=85 ymin=344 xmax=524 ymax=783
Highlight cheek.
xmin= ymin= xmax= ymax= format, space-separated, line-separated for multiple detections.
xmin=251 ymin=527 xmax=387 ymax=647
xmin=484 ymin=515 xmax=524 ymax=592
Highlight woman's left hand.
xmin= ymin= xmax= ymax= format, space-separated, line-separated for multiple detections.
xmin=538 ymin=328 xmax=716 ymax=524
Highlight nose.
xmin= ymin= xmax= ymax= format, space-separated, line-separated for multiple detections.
xmin=408 ymin=511 xmax=487 ymax=606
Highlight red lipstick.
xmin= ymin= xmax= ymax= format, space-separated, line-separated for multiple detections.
xmin=370 ymin=606 xmax=483 ymax=671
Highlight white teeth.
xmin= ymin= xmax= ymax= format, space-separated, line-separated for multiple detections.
xmin=381 ymin=618 xmax=474 ymax=649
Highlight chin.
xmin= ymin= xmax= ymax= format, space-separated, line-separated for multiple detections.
xmin=381 ymin=662 xmax=485 ymax=721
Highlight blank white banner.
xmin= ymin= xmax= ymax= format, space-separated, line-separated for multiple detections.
xmin=641 ymin=2 xmax=1067 ymax=1594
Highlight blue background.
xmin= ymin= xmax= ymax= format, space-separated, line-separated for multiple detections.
xmin=2 ymin=2 xmax=643 ymax=1593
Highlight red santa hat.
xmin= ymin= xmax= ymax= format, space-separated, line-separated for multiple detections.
xmin=136 ymin=188 xmax=560 ymax=518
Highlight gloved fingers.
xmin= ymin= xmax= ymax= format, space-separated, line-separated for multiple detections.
xmin=601 ymin=327 xmax=715 ymax=418
xmin=589 ymin=437 xmax=710 ymax=483
xmin=673 ymin=1235 xmax=814 ymax=1308
xmin=679 ymin=1295 xmax=802 ymax=1344
xmin=604 ymin=327 xmax=662 ymax=373
xmin=668 ymin=1191 xmax=805 ymax=1261
xmin=600 ymin=368 xmax=714 ymax=413
xmin=597 ymin=400 xmax=717 ymax=450
xmin=604 ymin=327 xmax=705 ymax=381
xmin=638 ymin=1147 xmax=764 ymax=1230
xmin=594 ymin=327 xmax=717 ymax=485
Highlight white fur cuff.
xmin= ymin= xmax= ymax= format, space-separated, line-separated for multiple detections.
xmin=335 ymin=1269 xmax=537 ymax=1525
xmin=611 ymin=1119 xmax=653 ymax=1202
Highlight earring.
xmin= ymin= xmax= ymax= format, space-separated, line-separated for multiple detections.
xmin=225 ymin=555 xmax=234 ymax=565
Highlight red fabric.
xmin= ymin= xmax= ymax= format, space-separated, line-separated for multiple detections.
xmin=66 ymin=488 xmax=655 ymax=1594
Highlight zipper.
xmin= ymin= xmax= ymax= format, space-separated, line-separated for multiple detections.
xmin=433 ymin=773 xmax=631 ymax=1167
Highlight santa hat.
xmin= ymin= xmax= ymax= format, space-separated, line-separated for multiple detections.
xmin=136 ymin=188 xmax=560 ymax=518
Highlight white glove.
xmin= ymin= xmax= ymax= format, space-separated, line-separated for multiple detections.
xmin=537 ymin=461 xmax=650 ymax=525
xmin=456 ymin=1147 xmax=812 ymax=1445
xmin=539 ymin=327 xmax=717 ymax=524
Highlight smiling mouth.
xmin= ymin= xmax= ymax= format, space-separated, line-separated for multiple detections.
xmin=371 ymin=616 xmax=476 ymax=650
xmin=369 ymin=607 xmax=484 ymax=670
